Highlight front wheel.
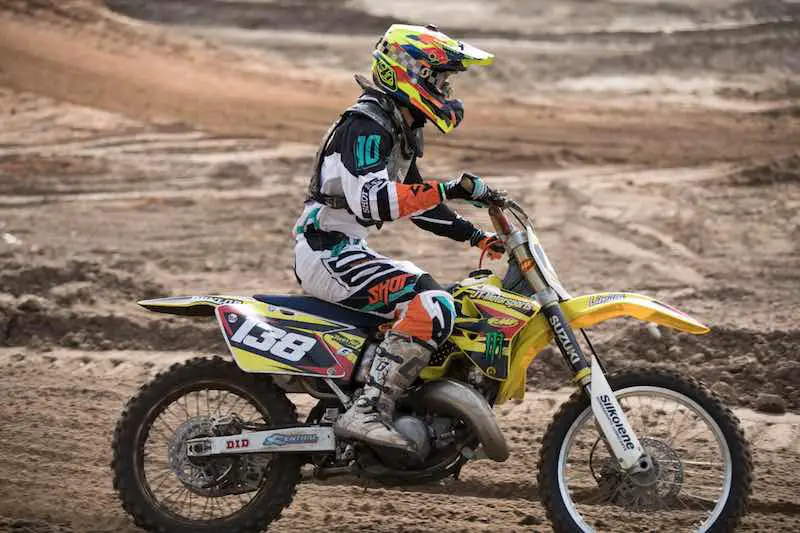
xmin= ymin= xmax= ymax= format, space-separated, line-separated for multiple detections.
xmin=538 ymin=369 xmax=752 ymax=532
xmin=112 ymin=357 xmax=302 ymax=533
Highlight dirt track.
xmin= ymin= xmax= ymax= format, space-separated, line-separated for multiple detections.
xmin=0 ymin=1 xmax=799 ymax=531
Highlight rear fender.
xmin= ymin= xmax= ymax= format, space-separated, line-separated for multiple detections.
xmin=497 ymin=292 xmax=709 ymax=404
xmin=138 ymin=295 xmax=258 ymax=316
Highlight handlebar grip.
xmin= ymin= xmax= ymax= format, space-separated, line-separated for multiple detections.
xmin=459 ymin=172 xmax=478 ymax=193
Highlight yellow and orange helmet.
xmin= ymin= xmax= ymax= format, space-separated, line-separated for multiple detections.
xmin=371 ymin=24 xmax=494 ymax=134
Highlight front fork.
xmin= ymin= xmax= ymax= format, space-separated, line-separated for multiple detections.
xmin=540 ymin=298 xmax=649 ymax=471
xmin=501 ymin=221 xmax=649 ymax=472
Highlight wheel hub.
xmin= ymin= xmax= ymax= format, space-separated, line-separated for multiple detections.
xmin=166 ymin=415 xmax=267 ymax=497
xmin=167 ymin=416 xmax=227 ymax=495
xmin=593 ymin=436 xmax=684 ymax=510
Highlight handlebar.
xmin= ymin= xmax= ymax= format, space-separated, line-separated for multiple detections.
xmin=485 ymin=190 xmax=507 ymax=208
xmin=489 ymin=204 xmax=512 ymax=236
xmin=487 ymin=194 xmax=531 ymax=241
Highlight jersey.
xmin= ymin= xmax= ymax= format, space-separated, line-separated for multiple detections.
xmin=294 ymin=112 xmax=478 ymax=243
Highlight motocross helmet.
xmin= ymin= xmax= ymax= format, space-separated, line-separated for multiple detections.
xmin=371 ymin=24 xmax=494 ymax=134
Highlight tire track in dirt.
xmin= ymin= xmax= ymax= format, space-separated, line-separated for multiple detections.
xmin=0 ymin=184 xmax=300 ymax=207
xmin=565 ymin=223 xmax=707 ymax=287
xmin=0 ymin=348 xmax=198 ymax=380
xmin=0 ymin=134 xmax=313 ymax=161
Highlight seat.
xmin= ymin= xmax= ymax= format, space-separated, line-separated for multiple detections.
xmin=253 ymin=294 xmax=389 ymax=329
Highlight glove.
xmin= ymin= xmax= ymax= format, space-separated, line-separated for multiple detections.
xmin=442 ymin=172 xmax=494 ymax=206
xmin=470 ymin=230 xmax=505 ymax=260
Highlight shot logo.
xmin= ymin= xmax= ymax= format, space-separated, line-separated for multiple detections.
xmin=366 ymin=273 xmax=415 ymax=306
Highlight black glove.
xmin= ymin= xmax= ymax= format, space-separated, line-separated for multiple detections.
xmin=442 ymin=172 xmax=495 ymax=205
xmin=470 ymin=230 xmax=506 ymax=260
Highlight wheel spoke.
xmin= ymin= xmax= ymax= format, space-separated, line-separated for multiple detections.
xmin=214 ymin=391 xmax=230 ymax=416
xmin=672 ymin=423 xmax=714 ymax=448
xmin=201 ymin=493 xmax=212 ymax=519
xmin=148 ymin=469 xmax=174 ymax=492
xmin=181 ymin=395 xmax=193 ymax=419
xmin=226 ymin=395 xmax=244 ymax=417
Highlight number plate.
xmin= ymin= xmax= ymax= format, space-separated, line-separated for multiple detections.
xmin=216 ymin=303 xmax=363 ymax=379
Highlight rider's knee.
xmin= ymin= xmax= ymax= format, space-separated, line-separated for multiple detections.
xmin=393 ymin=289 xmax=455 ymax=349
xmin=426 ymin=290 xmax=455 ymax=346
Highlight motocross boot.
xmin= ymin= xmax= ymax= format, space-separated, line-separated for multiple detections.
xmin=334 ymin=333 xmax=431 ymax=451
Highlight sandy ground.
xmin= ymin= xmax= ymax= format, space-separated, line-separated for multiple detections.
xmin=0 ymin=0 xmax=798 ymax=531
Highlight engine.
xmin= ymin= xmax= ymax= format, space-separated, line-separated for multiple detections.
xmin=392 ymin=414 xmax=458 ymax=462
xmin=394 ymin=416 xmax=431 ymax=458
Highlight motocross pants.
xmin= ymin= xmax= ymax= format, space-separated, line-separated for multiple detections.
xmin=293 ymin=229 xmax=456 ymax=350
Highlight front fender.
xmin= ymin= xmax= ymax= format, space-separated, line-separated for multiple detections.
xmin=562 ymin=292 xmax=709 ymax=334
xmin=496 ymin=292 xmax=709 ymax=404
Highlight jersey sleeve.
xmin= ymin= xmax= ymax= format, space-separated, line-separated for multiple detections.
xmin=337 ymin=116 xmax=443 ymax=222
xmin=406 ymin=159 xmax=479 ymax=242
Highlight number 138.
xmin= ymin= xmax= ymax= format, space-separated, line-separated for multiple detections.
xmin=230 ymin=318 xmax=315 ymax=362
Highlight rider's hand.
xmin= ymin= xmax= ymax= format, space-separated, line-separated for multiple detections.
xmin=442 ymin=172 xmax=496 ymax=206
xmin=471 ymin=230 xmax=505 ymax=260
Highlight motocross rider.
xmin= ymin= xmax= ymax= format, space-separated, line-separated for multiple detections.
xmin=293 ymin=24 xmax=504 ymax=451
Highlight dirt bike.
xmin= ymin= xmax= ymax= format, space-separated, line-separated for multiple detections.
xmin=112 ymin=193 xmax=752 ymax=533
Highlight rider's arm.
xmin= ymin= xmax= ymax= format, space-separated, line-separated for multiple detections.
xmin=339 ymin=118 xmax=444 ymax=222
xmin=406 ymin=159 xmax=481 ymax=243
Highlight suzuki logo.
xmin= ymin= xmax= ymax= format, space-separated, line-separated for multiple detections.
xmin=549 ymin=314 xmax=581 ymax=366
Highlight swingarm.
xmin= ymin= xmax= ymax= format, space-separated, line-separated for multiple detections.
xmin=186 ymin=425 xmax=336 ymax=457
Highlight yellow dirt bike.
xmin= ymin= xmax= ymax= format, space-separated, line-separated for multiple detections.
xmin=112 ymin=195 xmax=752 ymax=533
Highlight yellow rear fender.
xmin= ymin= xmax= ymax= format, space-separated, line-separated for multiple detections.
xmin=497 ymin=292 xmax=709 ymax=404
xmin=138 ymin=295 xmax=258 ymax=316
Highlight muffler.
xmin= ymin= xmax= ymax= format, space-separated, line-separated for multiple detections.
xmin=416 ymin=379 xmax=509 ymax=462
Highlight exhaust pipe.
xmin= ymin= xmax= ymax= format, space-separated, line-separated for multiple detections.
xmin=417 ymin=379 xmax=509 ymax=462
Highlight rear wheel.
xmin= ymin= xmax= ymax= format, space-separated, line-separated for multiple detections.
xmin=112 ymin=357 xmax=301 ymax=533
xmin=538 ymin=369 xmax=752 ymax=532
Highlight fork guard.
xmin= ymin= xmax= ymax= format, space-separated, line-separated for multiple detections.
xmin=497 ymin=291 xmax=710 ymax=404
